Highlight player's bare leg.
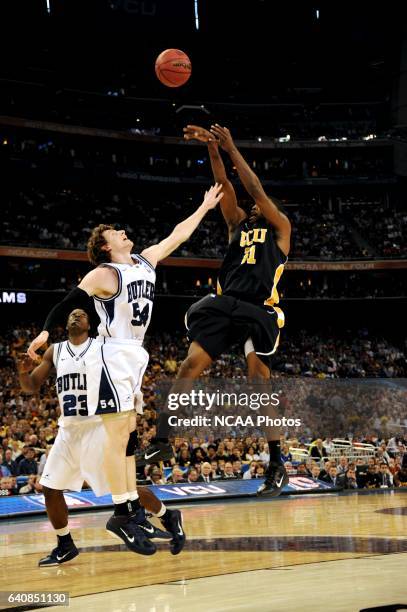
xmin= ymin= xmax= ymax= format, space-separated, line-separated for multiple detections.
xmin=142 ymin=341 xmax=212 ymax=463
xmin=38 ymin=487 xmax=79 ymax=566
xmin=246 ymin=348 xmax=289 ymax=497
xmin=103 ymin=412 xmax=156 ymax=555
xmin=123 ymin=413 xmax=172 ymax=543
xmin=129 ymin=400 xmax=186 ymax=554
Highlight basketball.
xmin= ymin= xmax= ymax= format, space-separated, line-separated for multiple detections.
xmin=155 ymin=48 xmax=191 ymax=88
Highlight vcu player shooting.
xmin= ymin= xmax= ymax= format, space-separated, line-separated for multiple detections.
xmin=146 ymin=124 xmax=291 ymax=497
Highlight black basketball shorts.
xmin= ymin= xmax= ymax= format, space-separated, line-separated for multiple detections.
xmin=185 ymin=294 xmax=284 ymax=366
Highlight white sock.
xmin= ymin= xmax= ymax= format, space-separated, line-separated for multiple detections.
xmin=112 ymin=493 xmax=130 ymax=505
xmin=154 ymin=503 xmax=167 ymax=518
xmin=128 ymin=490 xmax=139 ymax=502
xmin=55 ymin=526 xmax=70 ymax=537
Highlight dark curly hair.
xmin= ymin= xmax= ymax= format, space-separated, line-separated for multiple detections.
xmin=87 ymin=224 xmax=114 ymax=266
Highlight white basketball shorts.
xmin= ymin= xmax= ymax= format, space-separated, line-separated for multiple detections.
xmin=85 ymin=337 xmax=149 ymax=416
xmin=39 ymin=419 xmax=109 ymax=497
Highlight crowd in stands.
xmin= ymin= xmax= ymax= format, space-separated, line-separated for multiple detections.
xmin=1 ymin=96 xmax=385 ymax=142
xmin=342 ymin=199 xmax=407 ymax=258
xmin=0 ymin=324 xmax=406 ymax=496
xmin=3 ymin=134 xmax=392 ymax=180
xmin=136 ymin=438 xmax=407 ymax=491
xmin=2 ymin=186 xmax=406 ymax=261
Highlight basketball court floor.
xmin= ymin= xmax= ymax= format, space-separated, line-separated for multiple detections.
xmin=1 ymin=490 xmax=406 ymax=611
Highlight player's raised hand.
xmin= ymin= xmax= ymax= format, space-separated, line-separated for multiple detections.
xmin=27 ymin=330 xmax=49 ymax=361
xmin=210 ymin=124 xmax=235 ymax=152
xmin=183 ymin=125 xmax=218 ymax=144
xmin=16 ymin=352 xmax=38 ymax=373
xmin=202 ymin=183 xmax=224 ymax=210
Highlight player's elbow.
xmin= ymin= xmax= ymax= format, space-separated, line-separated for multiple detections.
xmin=172 ymin=225 xmax=190 ymax=246
xmin=20 ymin=383 xmax=38 ymax=395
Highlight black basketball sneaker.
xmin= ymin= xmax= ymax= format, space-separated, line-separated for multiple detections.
xmin=257 ymin=463 xmax=289 ymax=497
xmin=38 ymin=539 xmax=79 ymax=567
xmin=106 ymin=513 xmax=157 ymax=555
xmin=161 ymin=509 xmax=186 ymax=555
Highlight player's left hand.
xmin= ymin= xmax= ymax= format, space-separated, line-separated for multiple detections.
xmin=210 ymin=124 xmax=235 ymax=152
xmin=202 ymin=183 xmax=224 ymax=210
xmin=27 ymin=330 xmax=49 ymax=361
xmin=183 ymin=125 xmax=217 ymax=144
xmin=16 ymin=352 xmax=38 ymax=373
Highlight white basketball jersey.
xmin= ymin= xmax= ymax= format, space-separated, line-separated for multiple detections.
xmin=53 ymin=338 xmax=101 ymax=427
xmin=93 ymin=254 xmax=156 ymax=341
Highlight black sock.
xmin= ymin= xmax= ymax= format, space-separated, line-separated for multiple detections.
xmin=156 ymin=411 xmax=170 ymax=440
xmin=161 ymin=509 xmax=170 ymax=521
xmin=130 ymin=499 xmax=142 ymax=514
xmin=114 ymin=501 xmax=131 ymax=517
xmin=268 ymin=440 xmax=282 ymax=465
xmin=57 ymin=533 xmax=73 ymax=546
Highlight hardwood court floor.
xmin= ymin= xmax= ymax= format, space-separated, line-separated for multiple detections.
xmin=0 ymin=491 xmax=406 ymax=611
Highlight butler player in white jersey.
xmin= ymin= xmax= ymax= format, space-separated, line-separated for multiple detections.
xmin=18 ymin=309 xmax=181 ymax=565
xmin=27 ymin=184 xmax=223 ymax=555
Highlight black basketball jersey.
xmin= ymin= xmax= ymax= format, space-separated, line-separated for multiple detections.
xmin=217 ymin=219 xmax=287 ymax=308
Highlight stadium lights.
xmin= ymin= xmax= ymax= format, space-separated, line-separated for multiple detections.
xmin=278 ymin=135 xmax=291 ymax=142
xmin=194 ymin=0 xmax=200 ymax=30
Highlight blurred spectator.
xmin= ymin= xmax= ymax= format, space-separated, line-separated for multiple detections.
xmin=18 ymin=448 xmax=38 ymax=476
xmin=321 ymin=466 xmax=339 ymax=486
xmin=310 ymin=465 xmax=321 ymax=480
xmin=1 ymin=449 xmax=18 ymax=476
xmin=19 ymin=475 xmax=43 ymax=494
xmin=167 ymin=467 xmax=187 ymax=484
xmin=146 ymin=466 xmax=165 ymax=485
xmin=378 ymin=463 xmax=393 ymax=488
xmin=197 ymin=462 xmax=214 ymax=483
xmin=222 ymin=462 xmax=238 ymax=479
xmin=0 ymin=476 xmax=19 ymax=496
xmin=337 ymin=457 xmax=349 ymax=475
xmin=243 ymin=461 xmax=258 ymax=480
xmin=187 ymin=468 xmax=199 ymax=483
xmin=310 ymin=439 xmax=328 ymax=460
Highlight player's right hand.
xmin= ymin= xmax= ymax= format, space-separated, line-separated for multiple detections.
xmin=16 ymin=352 xmax=37 ymax=373
xmin=202 ymin=183 xmax=224 ymax=210
xmin=183 ymin=125 xmax=218 ymax=144
xmin=27 ymin=330 xmax=49 ymax=361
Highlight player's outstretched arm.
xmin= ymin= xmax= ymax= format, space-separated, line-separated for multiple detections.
xmin=184 ymin=125 xmax=245 ymax=237
xmin=27 ymin=267 xmax=116 ymax=359
xmin=141 ymin=183 xmax=223 ymax=267
xmin=17 ymin=347 xmax=54 ymax=393
xmin=210 ymin=124 xmax=291 ymax=255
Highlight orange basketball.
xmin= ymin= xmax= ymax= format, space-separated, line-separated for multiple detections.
xmin=155 ymin=49 xmax=191 ymax=88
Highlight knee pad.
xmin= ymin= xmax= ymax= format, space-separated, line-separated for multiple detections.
xmin=126 ymin=430 xmax=138 ymax=456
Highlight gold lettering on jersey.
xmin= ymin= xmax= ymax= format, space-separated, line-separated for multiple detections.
xmin=264 ymin=263 xmax=285 ymax=307
xmin=241 ymin=245 xmax=257 ymax=264
xmin=239 ymin=228 xmax=267 ymax=247
xmin=240 ymin=229 xmax=267 ymax=264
